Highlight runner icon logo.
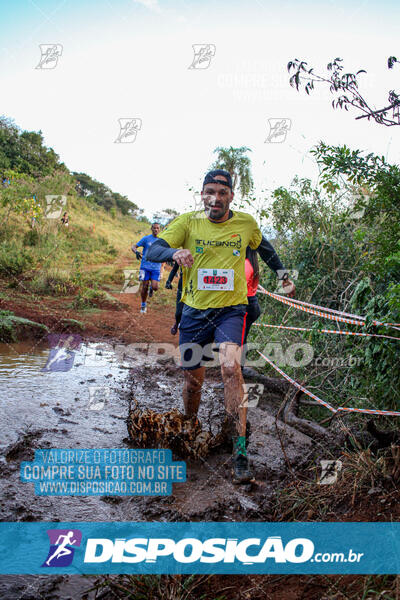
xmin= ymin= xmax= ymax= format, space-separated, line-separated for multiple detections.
xmin=241 ymin=383 xmax=264 ymax=408
xmin=42 ymin=334 xmax=82 ymax=373
xmin=42 ymin=529 xmax=82 ymax=567
xmin=188 ymin=44 xmax=216 ymax=70
xmin=265 ymin=118 xmax=291 ymax=143
xmin=35 ymin=44 xmax=63 ymax=69
xmin=319 ymin=460 xmax=343 ymax=485
xmin=114 ymin=118 xmax=142 ymax=144
xmin=44 ymin=195 xmax=67 ymax=219
xmin=121 ymin=269 xmax=140 ymax=294
xmin=87 ymin=386 xmax=110 ymax=411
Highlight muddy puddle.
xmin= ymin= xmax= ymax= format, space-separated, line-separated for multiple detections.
xmin=0 ymin=340 xmax=315 ymax=599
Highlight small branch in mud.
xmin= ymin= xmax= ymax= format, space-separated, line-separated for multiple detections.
xmin=245 ymin=366 xmax=338 ymax=443
xmin=282 ymin=390 xmax=335 ymax=441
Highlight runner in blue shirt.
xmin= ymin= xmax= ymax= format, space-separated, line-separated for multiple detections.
xmin=131 ymin=223 xmax=162 ymax=313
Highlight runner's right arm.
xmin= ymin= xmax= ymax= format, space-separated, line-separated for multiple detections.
xmin=147 ymin=214 xmax=189 ymax=263
xmin=256 ymin=235 xmax=296 ymax=297
xmin=257 ymin=235 xmax=287 ymax=275
xmin=131 ymin=237 xmax=145 ymax=259
xmin=146 ymin=238 xmax=176 ymax=262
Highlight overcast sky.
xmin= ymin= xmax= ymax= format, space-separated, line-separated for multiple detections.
xmin=1 ymin=0 xmax=399 ymax=220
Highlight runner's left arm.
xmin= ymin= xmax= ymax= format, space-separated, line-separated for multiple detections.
xmin=257 ymin=235 xmax=289 ymax=278
xmin=253 ymin=230 xmax=296 ymax=297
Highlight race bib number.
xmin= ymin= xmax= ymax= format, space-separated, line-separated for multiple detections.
xmin=197 ymin=268 xmax=234 ymax=291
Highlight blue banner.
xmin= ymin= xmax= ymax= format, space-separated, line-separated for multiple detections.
xmin=20 ymin=449 xmax=186 ymax=496
xmin=0 ymin=522 xmax=399 ymax=574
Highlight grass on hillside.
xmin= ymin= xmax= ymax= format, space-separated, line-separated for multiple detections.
xmin=0 ymin=194 xmax=154 ymax=298
xmin=0 ymin=195 xmax=177 ymax=315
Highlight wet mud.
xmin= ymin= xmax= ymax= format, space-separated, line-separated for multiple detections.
xmin=0 ymin=340 xmax=315 ymax=599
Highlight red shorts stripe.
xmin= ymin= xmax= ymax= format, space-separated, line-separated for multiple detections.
xmin=240 ymin=312 xmax=248 ymax=347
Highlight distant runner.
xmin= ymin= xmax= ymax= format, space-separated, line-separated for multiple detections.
xmin=165 ymin=261 xmax=183 ymax=335
xmin=243 ymin=241 xmax=296 ymax=345
xmin=147 ymin=169 xmax=295 ymax=484
xmin=131 ymin=222 xmax=162 ymax=314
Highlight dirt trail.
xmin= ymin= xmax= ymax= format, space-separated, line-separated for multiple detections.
xmin=0 ymin=266 xmax=177 ymax=345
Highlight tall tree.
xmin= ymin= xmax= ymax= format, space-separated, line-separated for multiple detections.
xmin=73 ymin=172 xmax=137 ymax=215
xmin=0 ymin=116 xmax=66 ymax=176
xmin=212 ymin=146 xmax=254 ymax=198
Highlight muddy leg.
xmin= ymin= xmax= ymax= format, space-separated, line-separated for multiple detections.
xmin=220 ymin=342 xmax=246 ymax=436
xmin=183 ymin=367 xmax=205 ymax=418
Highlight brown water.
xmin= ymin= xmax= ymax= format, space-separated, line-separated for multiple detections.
xmin=0 ymin=340 xmax=136 ymax=599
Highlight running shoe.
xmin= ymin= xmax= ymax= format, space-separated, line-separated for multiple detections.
xmin=140 ymin=304 xmax=147 ymax=314
xmin=232 ymin=454 xmax=254 ymax=484
xmin=221 ymin=418 xmax=251 ymax=450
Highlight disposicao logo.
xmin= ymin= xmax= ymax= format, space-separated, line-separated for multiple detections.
xmin=42 ymin=529 xmax=82 ymax=567
xmin=42 ymin=334 xmax=82 ymax=373
xmin=83 ymin=536 xmax=314 ymax=564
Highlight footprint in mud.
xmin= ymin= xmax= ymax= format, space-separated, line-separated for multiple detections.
xmin=52 ymin=407 xmax=71 ymax=415
xmin=4 ymin=430 xmax=45 ymax=463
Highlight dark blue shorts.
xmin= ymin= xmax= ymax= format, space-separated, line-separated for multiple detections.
xmin=178 ymin=304 xmax=248 ymax=370
xmin=139 ymin=268 xmax=161 ymax=282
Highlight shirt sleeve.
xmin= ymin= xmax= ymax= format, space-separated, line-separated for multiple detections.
xmin=135 ymin=237 xmax=145 ymax=248
xmin=146 ymin=239 xmax=176 ymax=262
xmin=257 ymin=235 xmax=286 ymax=273
xmin=158 ymin=214 xmax=187 ymax=249
xmin=248 ymin=216 xmax=263 ymax=250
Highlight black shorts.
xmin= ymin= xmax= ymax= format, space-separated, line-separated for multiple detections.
xmin=178 ymin=304 xmax=247 ymax=370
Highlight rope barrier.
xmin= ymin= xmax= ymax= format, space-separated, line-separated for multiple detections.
xmin=257 ymin=351 xmax=400 ymax=417
xmin=257 ymin=285 xmax=400 ymax=330
xmin=253 ymin=322 xmax=400 ymax=342
xmin=254 ymin=286 xmax=400 ymax=416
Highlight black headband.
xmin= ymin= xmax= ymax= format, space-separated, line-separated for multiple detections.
xmin=202 ymin=169 xmax=233 ymax=191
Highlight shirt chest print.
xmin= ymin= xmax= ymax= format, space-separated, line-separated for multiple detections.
xmin=194 ymin=232 xmax=242 ymax=250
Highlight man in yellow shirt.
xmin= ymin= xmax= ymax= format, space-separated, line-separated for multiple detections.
xmin=147 ymin=169 xmax=294 ymax=483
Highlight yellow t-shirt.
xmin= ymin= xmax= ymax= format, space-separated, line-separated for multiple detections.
xmin=159 ymin=210 xmax=262 ymax=309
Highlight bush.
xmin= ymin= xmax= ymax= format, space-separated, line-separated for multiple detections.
xmin=28 ymin=269 xmax=77 ymax=296
xmin=0 ymin=309 xmax=16 ymax=341
xmin=23 ymin=229 xmax=40 ymax=246
xmin=71 ymin=287 xmax=106 ymax=309
xmin=0 ymin=242 xmax=34 ymax=277
xmin=107 ymin=245 xmax=118 ymax=257
xmin=0 ymin=309 xmax=48 ymax=342
xmin=71 ymin=287 xmax=122 ymax=310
